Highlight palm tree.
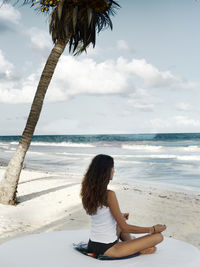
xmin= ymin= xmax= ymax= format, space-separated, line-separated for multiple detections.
xmin=0 ymin=0 xmax=120 ymax=205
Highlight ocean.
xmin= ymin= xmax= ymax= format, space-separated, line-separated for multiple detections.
xmin=0 ymin=133 xmax=200 ymax=192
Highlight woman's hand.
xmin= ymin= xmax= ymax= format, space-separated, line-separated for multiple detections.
xmin=151 ymin=224 xmax=167 ymax=233
xmin=122 ymin=213 xmax=129 ymax=220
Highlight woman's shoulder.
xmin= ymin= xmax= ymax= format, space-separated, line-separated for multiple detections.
xmin=107 ymin=190 xmax=120 ymax=210
xmin=107 ymin=189 xmax=116 ymax=199
xmin=107 ymin=189 xmax=115 ymax=194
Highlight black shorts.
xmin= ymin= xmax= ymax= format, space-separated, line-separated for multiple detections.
xmin=87 ymin=239 xmax=118 ymax=256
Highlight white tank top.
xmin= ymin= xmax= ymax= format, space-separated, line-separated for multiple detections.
xmin=89 ymin=205 xmax=117 ymax=243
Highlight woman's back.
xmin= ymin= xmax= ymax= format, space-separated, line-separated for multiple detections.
xmin=89 ymin=205 xmax=117 ymax=243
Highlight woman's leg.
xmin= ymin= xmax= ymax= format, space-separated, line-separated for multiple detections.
xmin=104 ymin=233 xmax=163 ymax=258
xmin=116 ymin=224 xmax=157 ymax=255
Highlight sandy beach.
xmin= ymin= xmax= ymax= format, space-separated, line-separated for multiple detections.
xmin=0 ymin=167 xmax=200 ymax=250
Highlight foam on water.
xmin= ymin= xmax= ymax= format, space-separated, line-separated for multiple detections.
xmin=122 ymin=144 xmax=163 ymax=151
xmin=27 ymin=151 xmax=45 ymax=156
xmin=116 ymin=154 xmax=177 ymax=159
xmin=55 ymin=152 xmax=94 ymax=156
xmin=177 ymin=155 xmax=200 ymax=161
xmin=11 ymin=141 xmax=95 ymax=148
xmin=178 ymin=146 xmax=200 ymax=152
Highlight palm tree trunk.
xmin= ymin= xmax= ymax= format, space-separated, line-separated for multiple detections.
xmin=0 ymin=40 xmax=67 ymax=205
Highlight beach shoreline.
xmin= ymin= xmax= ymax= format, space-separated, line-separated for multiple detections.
xmin=0 ymin=167 xmax=200 ymax=250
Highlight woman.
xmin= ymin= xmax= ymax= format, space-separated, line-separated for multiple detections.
xmin=80 ymin=154 xmax=167 ymax=258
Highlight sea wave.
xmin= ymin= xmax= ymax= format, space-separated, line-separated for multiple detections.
xmin=10 ymin=142 xmax=95 ymax=148
xmin=116 ymin=160 xmax=142 ymax=164
xmin=56 ymin=152 xmax=94 ymax=156
xmin=27 ymin=151 xmax=44 ymax=156
xmin=176 ymin=155 xmax=200 ymax=161
xmin=0 ymin=146 xmax=9 ymax=150
xmin=0 ymin=142 xmax=8 ymax=146
xmin=55 ymin=153 xmax=200 ymax=161
xmin=135 ymin=154 xmax=176 ymax=159
xmin=2 ymin=133 xmax=200 ymax=143
xmin=0 ymin=142 xmax=9 ymax=149
xmin=178 ymin=146 xmax=200 ymax=152
xmin=113 ymin=154 xmax=176 ymax=159
xmin=122 ymin=144 xmax=163 ymax=151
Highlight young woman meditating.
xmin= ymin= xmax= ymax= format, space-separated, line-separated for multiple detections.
xmin=80 ymin=154 xmax=167 ymax=258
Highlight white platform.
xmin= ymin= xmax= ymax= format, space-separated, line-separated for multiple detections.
xmin=0 ymin=230 xmax=200 ymax=267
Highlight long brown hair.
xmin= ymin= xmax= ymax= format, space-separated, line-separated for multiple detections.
xmin=80 ymin=154 xmax=114 ymax=215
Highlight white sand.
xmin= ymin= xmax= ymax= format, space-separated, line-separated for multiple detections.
xmin=0 ymin=167 xmax=200 ymax=250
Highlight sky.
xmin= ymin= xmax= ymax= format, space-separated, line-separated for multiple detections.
xmin=0 ymin=0 xmax=200 ymax=135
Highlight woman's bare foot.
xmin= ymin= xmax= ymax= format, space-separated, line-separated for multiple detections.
xmin=140 ymin=246 xmax=157 ymax=254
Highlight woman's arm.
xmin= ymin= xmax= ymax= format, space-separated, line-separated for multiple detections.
xmin=107 ymin=190 xmax=153 ymax=234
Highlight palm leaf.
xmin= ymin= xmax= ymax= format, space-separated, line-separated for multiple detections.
xmin=3 ymin=0 xmax=120 ymax=55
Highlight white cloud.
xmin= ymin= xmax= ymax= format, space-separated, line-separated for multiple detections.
xmin=176 ymin=102 xmax=192 ymax=111
xmin=46 ymin=56 xmax=132 ymax=101
xmin=118 ymin=57 xmax=198 ymax=90
xmin=27 ymin=27 xmax=52 ymax=57
xmin=47 ymin=56 xmax=198 ymax=102
xmin=0 ymin=50 xmax=14 ymax=78
xmin=0 ymin=52 xmax=198 ymax=104
xmin=117 ymin=40 xmax=129 ymax=50
xmin=126 ymin=89 xmax=162 ymax=111
xmin=174 ymin=116 xmax=200 ymax=127
xmin=150 ymin=116 xmax=200 ymax=132
xmin=0 ymin=1 xmax=21 ymax=24
xmin=0 ymin=49 xmax=36 ymax=103
xmin=0 ymin=73 xmax=36 ymax=103
xmin=128 ymin=101 xmax=155 ymax=111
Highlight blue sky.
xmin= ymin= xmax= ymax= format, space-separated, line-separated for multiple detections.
xmin=0 ymin=0 xmax=200 ymax=135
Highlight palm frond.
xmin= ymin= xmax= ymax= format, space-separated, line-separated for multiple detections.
xmin=57 ymin=1 xmax=64 ymax=20
xmin=4 ymin=0 xmax=120 ymax=55
xmin=49 ymin=0 xmax=120 ymax=55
